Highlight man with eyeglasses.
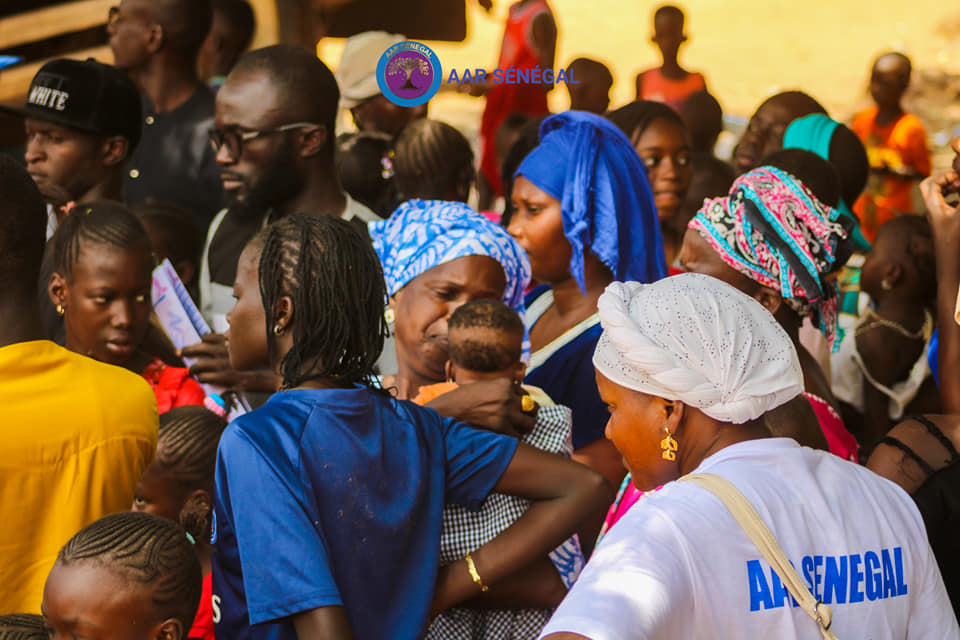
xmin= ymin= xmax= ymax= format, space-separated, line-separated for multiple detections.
xmin=108 ymin=0 xmax=224 ymax=232
xmin=182 ymin=44 xmax=381 ymax=397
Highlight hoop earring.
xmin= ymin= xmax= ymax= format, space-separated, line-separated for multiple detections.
xmin=56 ymin=303 xmax=64 ymax=317
xmin=881 ymin=279 xmax=893 ymax=291
xmin=273 ymin=323 xmax=284 ymax=336
xmin=660 ymin=426 xmax=678 ymax=461
xmin=384 ymin=308 xmax=395 ymax=325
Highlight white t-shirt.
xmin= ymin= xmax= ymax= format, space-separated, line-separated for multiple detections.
xmin=539 ymin=438 xmax=959 ymax=640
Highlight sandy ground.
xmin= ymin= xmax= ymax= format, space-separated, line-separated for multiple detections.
xmin=318 ymin=0 xmax=960 ymax=168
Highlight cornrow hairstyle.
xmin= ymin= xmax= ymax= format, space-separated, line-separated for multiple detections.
xmin=157 ymin=406 xmax=227 ymax=543
xmin=0 ymin=154 xmax=46 ymax=300
xmin=606 ymin=100 xmax=686 ymax=149
xmin=51 ymin=200 xmax=154 ymax=280
xmin=335 ymin=132 xmax=398 ymax=218
xmin=448 ymin=299 xmax=524 ymax=373
xmin=57 ymin=512 xmax=201 ymax=634
xmin=0 ymin=614 xmax=45 ymax=640
xmin=393 ymin=119 xmax=474 ymax=203
xmin=157 ymin=406 xmax=227 ymax=493
xmin=258 ymin=212 xmax=388 ymax=389
xmin=880 ymin=215 xmax=937 ymax=305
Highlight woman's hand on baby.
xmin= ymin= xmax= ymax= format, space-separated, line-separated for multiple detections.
xmin=180 ymin=333 xmax=278 ymax=393
xmin=426 ymin=378 xmax=536 ymax=437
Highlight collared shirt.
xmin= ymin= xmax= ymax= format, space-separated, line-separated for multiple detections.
xmin=124 ymin=85 xmax=224 ymax=229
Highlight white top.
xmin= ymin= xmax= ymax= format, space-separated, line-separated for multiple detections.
xmin=539 ymin=438 xmax=959 ymax=640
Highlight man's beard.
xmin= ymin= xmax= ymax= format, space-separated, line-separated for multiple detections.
xmin=228 ymin=138 xmax=305 ymax=221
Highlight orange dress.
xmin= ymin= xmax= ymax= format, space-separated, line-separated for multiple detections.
xmin=479 ymin=0 xmax=553 ymax=196
xmin=635 ymin=68 xmax=706 ymax=111
xmin=851 ymin=106 xmax=931 ymax=242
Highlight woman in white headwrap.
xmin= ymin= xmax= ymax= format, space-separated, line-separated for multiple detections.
xmin=539 ymin=273 xmax=957 ymax=640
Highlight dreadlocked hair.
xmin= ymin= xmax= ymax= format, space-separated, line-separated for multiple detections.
xmin=57 ymin=512 xmax=201 ymax=633
xmin=51 ymin=200 xmax=153 ymax=280
xmin=258 ymin=212 xmax=388 ymax=389
xmin=393 ymin=119 xmax=474 ymax=202
xmin=0 ymin=614 xmax=45 ymax=640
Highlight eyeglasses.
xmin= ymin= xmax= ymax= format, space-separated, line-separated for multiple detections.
xmin=208 ymin=122 xmax=322 ymax=159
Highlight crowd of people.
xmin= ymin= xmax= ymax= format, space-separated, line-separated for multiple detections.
xmin=1 ymin=0 xmax=960 ymax=638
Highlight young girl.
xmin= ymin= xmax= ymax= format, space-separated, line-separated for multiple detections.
xmin=606 ymin=100 xmax=693 ymax=266
xmin=46 ymin=201 xmax=205 ymax=413
xmin=833 ymin=215 xmax=941 ymax=447
xmin=214 ymin=213 xmax=608 ymax=640
xmin=133 ymin=406 xmax=227 ymax=640
xmin=41 ymin=511 xmax=202 ymax=640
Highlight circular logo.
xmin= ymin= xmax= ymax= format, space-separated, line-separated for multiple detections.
xmin=377 ymin=41 xmax=442 ymax=107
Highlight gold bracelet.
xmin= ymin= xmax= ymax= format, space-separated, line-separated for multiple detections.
xmin=464 ymin=552 xmax=488 ymax=592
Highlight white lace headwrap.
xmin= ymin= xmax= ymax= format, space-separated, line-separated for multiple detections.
xmin=593 ymin=273 xmax=804 ymax=424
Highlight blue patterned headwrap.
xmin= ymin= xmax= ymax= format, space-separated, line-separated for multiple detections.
xmin=515 ymin=111 xmax=668 ymax=292
xmin=369 ymin=199 xmax=531 ymax=309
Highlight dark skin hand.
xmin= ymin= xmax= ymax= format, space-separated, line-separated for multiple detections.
xmin=180 ymin=333 xmax=279 ymax=392
xmin=425 ymin=377 xmax=536 ymax=437
xmin=921 ymin=171 xmax=960 ymax=411
xmin=430 ymin=443 xmax=611 ymax=617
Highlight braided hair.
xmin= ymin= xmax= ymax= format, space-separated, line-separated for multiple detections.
xmin=51 ymin=200 xmax=153 ymax=280
xmin=257 ymin=212 xmax=388 ymax=389
xmin=0 ymin=614 xmax=45 ymax=640
xmin=393 ymin=119 xmax=475 ymax=202
xmin=57 ymin=512 xmax=201 ymax=633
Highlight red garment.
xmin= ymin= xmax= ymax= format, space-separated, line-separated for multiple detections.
xmin=635 ymin=68 xmax=706 ymax=111
xmin=188 ymin=572 xmax=214 ymax=640
xmin=805 ymin=392 xmax=859 ymax=463
xmin=141 ymin=358 xmax=206 ymax=414
xmin=479 ymin=0 xmax=552 ymax=195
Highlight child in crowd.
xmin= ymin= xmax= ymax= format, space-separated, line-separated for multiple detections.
xmin=335 ymin=131 xmax=398 ymax=219
xmin=213 ymin=214 xmax=606 ymax=639
xmin=607 ymin=100 xmax=693 ymax=266
xmin=634 ymin=5 xmax=706 ymax=110
xmin=565 ymin=57 xmax=613 ymax=114
xmin=134 ymin=202 xmax=204 ymax=303
xmin=0 ymin=614 xmax=45 ymax=639
xmin=46 ymin=201 xmax=205 ymax=413
xmin=852 ymin=52 xmax=931 ymax=242
xmin=41 ymin=512 xmax=202 ymax=640
xmin=132 ymin=406 xmax=227 ymax=640
xmin=412 ymin=299 xmax=577 ymax=639
xmin=392 ymin=119 xmax=475 ymax=206
xmin=833 ymin=215 xmax=940 ymax=448
xmin=678 ymin=90 xmax=736 ymax=240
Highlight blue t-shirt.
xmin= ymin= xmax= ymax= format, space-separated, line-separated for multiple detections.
xmin=212 ymin=387 xmax=518 ymax=640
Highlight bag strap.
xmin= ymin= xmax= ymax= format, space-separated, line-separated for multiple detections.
xmin=679 ymin=473 xmax=839 ymax=640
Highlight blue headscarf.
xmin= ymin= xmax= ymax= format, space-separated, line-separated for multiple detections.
xmin=782 ymin=114 xmax=871 ymax=251
xmin=515 ymin=111 xmax=668 ymax=292
xmin=369 ymin=199 xmax=531 ymax=310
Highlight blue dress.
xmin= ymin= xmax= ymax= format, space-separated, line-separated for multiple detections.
xmin=524 ymin=285 xmax=606 ymax=450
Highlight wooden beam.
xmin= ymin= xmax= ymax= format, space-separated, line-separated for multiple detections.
xmin=0 ymin=0 xmax=113 ymax=51
xmin=0 ymin=45 xmax=112 ymax=106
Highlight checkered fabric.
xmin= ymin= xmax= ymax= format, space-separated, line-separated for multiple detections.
xmin=428 ymin=403 xmax=576 ymax=640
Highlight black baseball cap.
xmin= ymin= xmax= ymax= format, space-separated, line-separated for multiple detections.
xmin=0 ymin=58 xmax=142 ymax=149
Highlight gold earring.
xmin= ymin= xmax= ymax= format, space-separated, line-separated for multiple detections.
xmin=56 ymin=303 xmax=64 ymax=317
xmin=660 ymin=426 xmax=678 ymax=461
xmin=881 ymin=279 xmax=893 ymax=291
xmin=273 ymin=323 xmax=284 ymax=336
xmin=384 ymin=308 xmax=395 ymax=324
